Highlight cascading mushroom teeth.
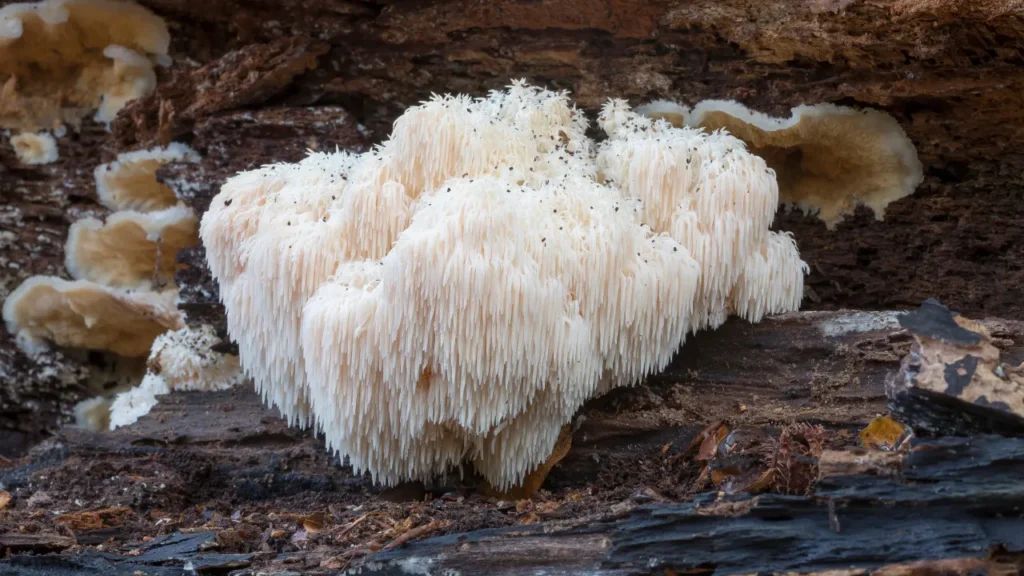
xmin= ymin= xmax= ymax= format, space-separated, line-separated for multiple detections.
xmin=201 ymin=81 xmax=809 ymax=491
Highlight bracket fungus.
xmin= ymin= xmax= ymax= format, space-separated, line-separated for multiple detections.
xmin=635 ymin=99 xmax=924 ymax=228
xmin=201 ymin=81 xmax=809 ymax=491
xmin=95 ymin=143 xmax=202 ymax=212
xmin=65 ymin=204 xmax=200 ymax=288
xmin=0 ymin=0 xmax=169 ymax=133
xmin=2 ymin=276 xmax=182 ymax=357
xmin=9 ymin=130 xmax=58 ymax=164
xmin=3 ymin=140 xmax=218 ymax=431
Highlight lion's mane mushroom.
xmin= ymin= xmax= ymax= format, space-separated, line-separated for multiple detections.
xmin=201 ymin=81 xmax=808 ymax=491
xmin=597 ymin=100 xmax=808 ymax=333
xmin=109 ymin=324 xmax=244 ymax=429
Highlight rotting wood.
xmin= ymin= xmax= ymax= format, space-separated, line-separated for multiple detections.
xmin=356 ymin=435 xmax=1024 ymax=576
xmin=888 ymin=299 xmax=1024 ymax=437
xmin=0 ymin=309 xmax=1022 ymax=573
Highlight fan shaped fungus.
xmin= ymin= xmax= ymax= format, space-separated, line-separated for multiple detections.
xmin=9 ymin=130 xmax=58 ymax=164
xmin=0 ymin=0 xmax=169 ymax=132
xmin=65 ymin=204 xmax=200 ymax=288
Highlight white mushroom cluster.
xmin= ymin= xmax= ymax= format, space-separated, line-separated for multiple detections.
xmin=201 ymin=81 xmax=808 ymax=490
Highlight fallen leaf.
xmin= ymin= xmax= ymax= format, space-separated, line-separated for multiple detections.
xmin=697 ymin=422 xmax=731 ymax=461
xmin=55 ymin=507 xmax=132 ymax=531
xmin=860 ymin=416 xmax=907 ymax=451
xmin=519 ymin=512 xmax=541 ymax=525
xmin=321 ymin=557 xmax=346 ymax=569
xmin=300 ymin=511 xmax=325 ymax=533
xmin=482 ymin=424 xmax=573 ymax=500
xmin=0 ymin=490 xmax=11 ymax=510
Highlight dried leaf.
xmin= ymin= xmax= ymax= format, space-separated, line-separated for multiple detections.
xmin=685 ymin=419 xmax=728 ymax=459
xmin=55 ymin=507 xmax=132 ymax=531
xmin=708 ymin=426 xmax=776 ymax=495
xmin=860 ymin=416 xmax=908 ymax=451
xmin=482 ymin=423 xmax=573 ymax=500
xmin=0 ymin=490 xmax=10 ymax=510
xmin=519 ymin=512 xmax=541 ymax=525
xmin=321 ymin=557 xmax=346 ymax=569
xmin=300 ymin=511 xmax=325 ymax=533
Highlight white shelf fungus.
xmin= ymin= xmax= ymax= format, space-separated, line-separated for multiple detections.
xmin=635 ymin=99 xmax=924 ymax=228
xmin=2 ymin=276 xmax=183 ymax=357
xmin=201 ymin=81 xmax=809 ymax=490
xmin=109 ymin=324 xmax=245 ymax=429
xmin=95 ymin=143 xmax=201 ymax=212
xmin=65 ymin=204 xmax=200 ymax=288
xmin=10 ymin=130 xmax=58 ymax=164
xmin=0 ymin=0 xmax=170 ymax=132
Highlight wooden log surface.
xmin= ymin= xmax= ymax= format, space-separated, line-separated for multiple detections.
xmin=1 ymin=309 xmax=1022 ymax=574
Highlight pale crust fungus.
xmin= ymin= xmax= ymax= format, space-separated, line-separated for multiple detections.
xmin=10 ymin=130 xmax=58 ymax=164
xmin=2 ymin=276 xmax=183 ymax=357
xmin=94 ymin=143 xmax=201 ymax=212
xmin=201 ymin=81 xmax=808 ymax=491
xmin=108 ymin=324 xmax=244 ymax=429
xmin=638 ymin=100 xmax=924 ymax=228
xmin=0 ymin=0 xmax=170 ymax=132
xmin=65 ymin=204 xmax=200 ymax=288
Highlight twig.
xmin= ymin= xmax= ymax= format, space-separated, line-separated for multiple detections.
xmin=381 ymin=520 xmax=450 ymax=551
xmin=336 ymin=512 xmax=375 ymax=539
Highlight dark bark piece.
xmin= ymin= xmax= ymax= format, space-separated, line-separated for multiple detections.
xmin=0 ymin=532 xmax=75 ymax=554
xmin=112 ymin=37 xmax=332 ymax=149
xmin=359 ymin=436 xmax=1024 ymax=576
xmin=888 ymin=299 xmax=1024 ymax=437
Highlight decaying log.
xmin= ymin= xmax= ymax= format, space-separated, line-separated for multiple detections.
xmin=1 ymin=309 xmax=1022 ymax=573
xmin=357 ymin=435 xmax=1024 ymax=576
xmin=888 ymin=299 xmax=1024 ymax=436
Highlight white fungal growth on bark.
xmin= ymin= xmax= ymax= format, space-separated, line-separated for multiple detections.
xmin=201 ymin=81 xmax=808 ymax=490
xmin=109 ymin=324 xmax=245 ymax=429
